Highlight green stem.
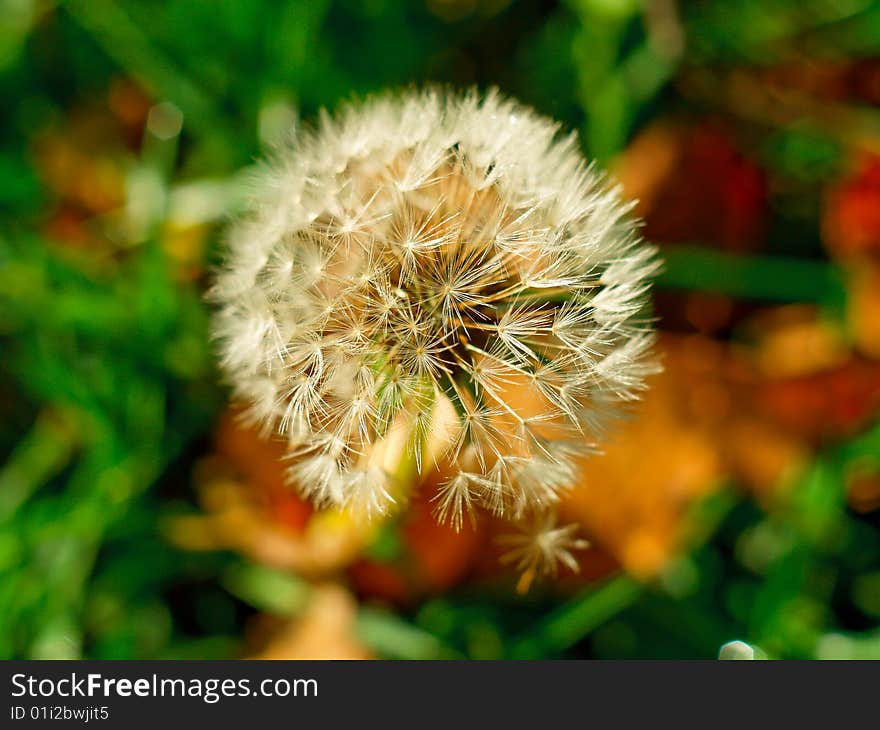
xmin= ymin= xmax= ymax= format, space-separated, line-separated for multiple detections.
xmin=657 ymin=245 xmax=847 ymax=308
xmin=0 ymin=410 xmax=77 ymax=521
xmin=63 ymin=0 xmax=226 ymax=138
xmin=509 ymin=574 xmax=643 ymax=658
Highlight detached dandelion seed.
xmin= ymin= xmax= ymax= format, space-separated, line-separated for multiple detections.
xmin=498 ymin=512 xmax=591 ymax=593
xmin=212 ymin=88 xmax=660 ymax=580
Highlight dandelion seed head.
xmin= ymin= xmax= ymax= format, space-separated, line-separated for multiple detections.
xmin=212 ymin=88 xmax=659 ymax=527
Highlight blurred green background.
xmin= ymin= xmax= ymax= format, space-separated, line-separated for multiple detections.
xmin=3 ymin=0 xmax=880 ymax=659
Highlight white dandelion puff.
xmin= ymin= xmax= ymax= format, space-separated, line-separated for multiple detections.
xmin=211 ymin=88 xmax=659 ymax=537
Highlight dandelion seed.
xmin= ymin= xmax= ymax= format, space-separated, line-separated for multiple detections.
xmin=212 ymin=88 xmax=658 ymax=555
xmin=342 ymin=466 xmax=395 ymax=520
xmin=433 ymin=472 xmax=479 ymax=532
xmin=498 ymin=512 xmax=590 ymax=593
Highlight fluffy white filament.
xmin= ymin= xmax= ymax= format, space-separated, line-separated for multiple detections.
xmin=212 ymin=89 xmax=659 ymax=550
